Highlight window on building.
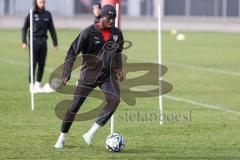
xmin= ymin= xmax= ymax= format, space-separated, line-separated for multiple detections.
xmin=140 ymin=0 xmax=153 ymax=16
xmin=164 ymin=0 xmax=185 ymax=16
xmin=227 ymin=0 xmax=239 ymax=17
xmin=4 ymin=0 xmax=10 ymax=15
xmin=191 ymin=0 xmax=215 ymax=16
xmin=121 ymin=0 xmax=128 ymax=15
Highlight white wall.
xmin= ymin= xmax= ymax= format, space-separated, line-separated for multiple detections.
xmin=127 ymin=0 xmax=141 ymax=17
xmin=1 ymin=0 xmax=75 ymax=17
xmin=153 ymin=0 xmax=164 ymax=18
xmin=0 ymin=0 xmax=4 ymax=15
xmin=15 ymin=0 xmax=32 ymax=15
xmin=9 ymin=0 xmax=16 ymax=15
xmin=62 ymin=0 xmax=75 ymax=17
xmin=45 ymin=0 xmax=74 ymax=17
xmin=0 ymin=0 xmax=158 ymax=17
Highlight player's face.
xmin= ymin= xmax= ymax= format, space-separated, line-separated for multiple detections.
xmin=37 ymin=0 xmax=45 ymax=11
xmin=101 ymin=16 xmax=115 ymax=29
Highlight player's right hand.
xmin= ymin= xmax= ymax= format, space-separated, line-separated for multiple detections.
xmin=115 ymin=69 xmax=124 ymax=82
xmin=22 ymin=43 xmax=27 ymax=49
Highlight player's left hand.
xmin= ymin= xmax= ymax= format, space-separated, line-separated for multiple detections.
xmin=115 ymin=69 xmax=124 ymax=82
xmin=22 ymin=43 xmax=27 ymax=50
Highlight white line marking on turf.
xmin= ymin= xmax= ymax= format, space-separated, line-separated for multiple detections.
xmin=165 ymin=61 xmax=240 ymax=76
xmin=1 ymin=39 xmax=239 ymax=76
xmin=0 ymin=58 xmax=79 ymax=78
xmin=2 ymin=57 xmax=240 ymax=116
xmin=165 ymin=95 xmax=240 ymax=116
xmin=128 ymin=58 xmax=240 ymax=77
xmin=1 ymin=59 xmax=28 ymax=67
xmin=1 ymin=58 xmax=55 ymax=72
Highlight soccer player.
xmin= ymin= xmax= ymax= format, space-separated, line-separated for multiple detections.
xmin=54 ymin=5 xmax=124 ymax=149
xmin=22 ymin=0 xmax=58 ymax=93
xmin=92 ymin=2 xmax=101 ymax=23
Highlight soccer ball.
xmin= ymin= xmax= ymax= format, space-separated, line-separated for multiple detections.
xmin=106 ymin=133 xmax=125 ymax=152
xmin=50 ymin=78 xmax=62 ymax=90
xmin=176 ymin=33 xmax=186 ymax=41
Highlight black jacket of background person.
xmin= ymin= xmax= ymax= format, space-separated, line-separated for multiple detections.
xmin=63 ymin=24 xmax=124 ymax=84
xmin=22 ymin=9 xmax=58 ymax=46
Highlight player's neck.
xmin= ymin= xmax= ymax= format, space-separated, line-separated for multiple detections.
xmin=96 ymin=23 xmax=110 ymax=30
xmin=37 ymin=8 xmax=44 ymax=13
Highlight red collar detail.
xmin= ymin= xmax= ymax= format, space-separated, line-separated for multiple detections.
xmin=96 ymin=23 xmax=112 ymax=42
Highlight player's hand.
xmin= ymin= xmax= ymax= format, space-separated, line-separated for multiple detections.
xmin=115 ymin=69 xmax=124 ymax=82
xmin=22 ymin=43 xmax=27 ymax=49
xmin=60 ymin=77 xmax=70 ymax=88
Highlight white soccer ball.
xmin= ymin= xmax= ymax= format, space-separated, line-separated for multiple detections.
xmin=106 ymin=133 xmax=125 ymax=152
xmin=50 ymin=78 xmax=62 ymax=90
xmin=176 ymin=33 xmax=186 ymax=41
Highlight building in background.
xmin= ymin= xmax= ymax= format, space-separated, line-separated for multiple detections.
xmin=0 ymin=0 xmax=240 ymax=31
xmin=0 ymin=0 xmax=240 ymax=18
xmin=164 ymin=0 xmax=240 ymax=17
xmin=0 ymin=0 xmax=152 ymax=17
xmin=0 ymin=0 xmax=74 ymax=16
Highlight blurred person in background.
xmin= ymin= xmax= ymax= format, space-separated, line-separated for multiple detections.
xmin=22 ymin=0 xmax=58 ymax=93
xmin=92 ymin=2 xmax=101 ymax=23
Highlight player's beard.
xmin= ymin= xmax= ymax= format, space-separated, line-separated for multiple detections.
xmin=104 ymin=21 xmax=113 ymax=29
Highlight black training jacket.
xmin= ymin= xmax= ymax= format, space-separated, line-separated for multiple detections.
xmin=63 ymin=24 xmax=124 ymax=83
xmin=22 ymin=10 xmax=58 ymax=46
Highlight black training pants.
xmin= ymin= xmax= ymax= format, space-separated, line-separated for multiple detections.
xmin=61 ymin=78 xmax=120 ymax=133
xmin=29 ymin=40 xmax=47 ymax=83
